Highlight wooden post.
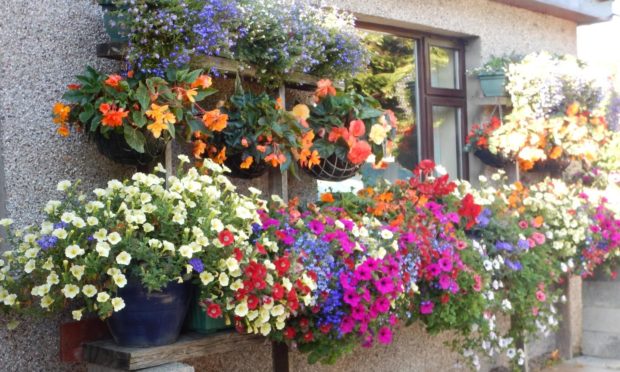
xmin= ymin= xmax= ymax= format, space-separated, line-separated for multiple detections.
xmin=268 ymin=85 xmax=290 ymax=372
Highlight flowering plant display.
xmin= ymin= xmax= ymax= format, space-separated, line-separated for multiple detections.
xmin=116 ymin=0 xmax=367 ymax=84
xmin=488 ymin=103 xmax=609 ymax=171
xmin=192 ymin=81 xmax=312 ymax=175
xmin=0 ymin=155 xmax=264 ymax=322
xmin=464 ymin=116 xmax=502 ymax=153
xmin=254 ymin=198 xmax=419 ymax=363
xmin=300 ymin=80 xmax=397 ymax=168
xmin=53 ymin=67 xmax=217 ymax=161
xmin=506 ymin=52 xmax=604 ymax=118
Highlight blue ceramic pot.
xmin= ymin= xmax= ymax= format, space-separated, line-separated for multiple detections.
xmin=107 ymin=279 xmax=192 ymax=347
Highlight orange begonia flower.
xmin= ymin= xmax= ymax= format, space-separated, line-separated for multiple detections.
xmin=320 ymin=193 xmax=335 ymax=203
xmin=256 ymin=145 xmax=267 ymax=153
xmin=328 ymin=127 xmax=349 ymax=143
xmin=52 ymin=103 xmax=71 ymax=124
xmin=99 ymin=103 xmax=111 ymax=114
xmin=101 ymin=108 xmax=129 ymax=127
xmin=127 ymin=70 xmax=135 ymax=78
xmin=240 ymin=156 xmax=254 ymax=169
xmin=213 ymin=146 xmax=227 ymax=164
xmin=193 ymin=140 xmax=207 ymax=158
xmin=349 ymin=119 xmax=366 ymax=137
xmin=347 ymin=140 xmax=372 ymax=164
xmin=57 ymin=124 xmax=70 ymax=137
xmin=185 ymin=88 xmax=198 ymax=103
xmin=104 ymin=74 xmax=122 ymax=88
xmin=549 ymin=146 xmax=563 ymax=160
xmin=147 ymin=120 xmax=168 ymax=138
xmin=275 ymin=97 xmax=284 ymax=110
xmin=67 ymin=84 xmax=81 ymax=90
xmin=315 ymin=79 xmax=336 ymax=98
xmin=265 ymin=153 xmax=285 ymax=167
xmin=532 ymin=216 xmax=544 ymax=228
xmin=202 ymin=109 xmax=228 ymax=132
xmin=307 ymin=150 xmax=321 ymax=168
xmin=191 ymin=75 xmax=212 ymax=89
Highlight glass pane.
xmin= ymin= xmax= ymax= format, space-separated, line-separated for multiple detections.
xmin=432 ymin=105 xmax=461 ymax=178
xmin=316 ymin=30 xmax=421 ymax=194
xmin=430 ymin=46 xmax=459 ymax=89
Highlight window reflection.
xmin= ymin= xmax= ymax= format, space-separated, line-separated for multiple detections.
xmin=430 ymin=46 xmax=459 ymax=90
xmin=432 ymin=105 xmax=462 ymax=178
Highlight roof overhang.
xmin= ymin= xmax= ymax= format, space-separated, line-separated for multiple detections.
xmin=491 ymin=0 xmax=614 ymax=24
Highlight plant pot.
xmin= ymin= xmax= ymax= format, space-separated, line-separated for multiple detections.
xmin=185 ymin=288 xmax=229 ymax=334
xmin=107 ymin=279 xmax=192 ymax=347
xmin=303 ymin=154 xmax=361 ymax=181
xmin=474 ymin=149 xmax=508 ymax=168
xmin=94 ymin=131 xmax=166 ymax=167
xmin=224 ymin=152 xmax=268 ymax=179
xmin=98 ymin=0 xmax=129 ymax=42
xmin=478 ymin=73 xmax=507 ymax=97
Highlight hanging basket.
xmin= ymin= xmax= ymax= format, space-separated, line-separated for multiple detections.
xmin=303 ymin=154 xmax=362 ymax=181
xmin=532 ymin=158 xmax=569 ymax=173
xmin=474 ymin=149 xmax=509 ymax=168
xmin=223 ymin=152 xmax=269 ymax=179
xmin=94 ymin=131 xmax=166 ymax=167
xmin=478 ymin=73 xmax=507 ymax=97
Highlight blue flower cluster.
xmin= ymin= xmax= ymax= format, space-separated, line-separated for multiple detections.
xmin=291 ymin=233 xmax=346 ymax=334
xmin=36 ymin=235 xmax=58 ymax=251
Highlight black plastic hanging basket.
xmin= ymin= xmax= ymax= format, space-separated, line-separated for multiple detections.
xmin=94 ymin=131 xmax=166 ymax=167
xmin=224 ymin=152 xmax=269 ymax=179
xmin=303 ymin=154 xmax=362 ymax=181
xmin=474 ymin=149 xmax=509 ymax=168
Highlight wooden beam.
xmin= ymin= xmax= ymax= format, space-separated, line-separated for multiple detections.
xmin=83 ymin=331 xmax=266 ymax=371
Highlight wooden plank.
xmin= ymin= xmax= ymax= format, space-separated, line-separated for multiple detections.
xmin=83 ymin=331 xmax=267 ymax=370
xmin=271 ymin=342 xmax=290 ymax=372
xmin=96 ymin=43 xmax=320 ymax=88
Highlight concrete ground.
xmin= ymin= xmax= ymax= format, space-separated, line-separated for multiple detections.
xmin=543 ymin=357 xmax=620 ymax=372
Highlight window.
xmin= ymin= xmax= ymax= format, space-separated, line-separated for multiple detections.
xmin=315 ymin=25 xmax=468 ymax=194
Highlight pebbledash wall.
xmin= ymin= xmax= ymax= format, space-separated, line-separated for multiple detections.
xmin=0 ymin=0 xmax=578 ymax=371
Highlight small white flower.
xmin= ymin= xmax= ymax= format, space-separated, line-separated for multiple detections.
xmin=113 ymin=273 xmax=127 ymax=288
xmin=72 ymin=217 xmax=86 ymax=228
xmin=56 ymin=180 xmax=71 ymax=192
xmin=47 ymin=272 xmax=60 ymax=286
xmin=178 ymin=154 xmax=190 ymax=164
xmin=61 ymin=284 xmax=80 ymax=299
xmin=72 ymin=309 xmax=83 ymax=321
xmin=248 ymin=187 xmax=262 ymax=195
xmin=65 ymin=245 xmax=85 ymax=259
xmin=270 ymin=304 xmax=285 ymax=317
xmin=501 ymin=299 xmax=512 ymax=311
xmin=41 ymin=295 xmax=54 ymax=309
xmin=107 ymin=232 xmax=122 ymax=245
xmin=82 ymin=285 xmax=97 ymax=298
xmin=86 ymin=216 xmax=99 ymax=226
xmin=143 ymin=223 xmax=154 ymax=233
xmin=179 ymin=245 xmax=193 ymax=258
xmin=115 ymin=251 xmax=132 ymax=265
xmin=506 ymin=348 xmax=516 ymax=359
xmin=70 ymin=265 xmax=85 ymax=280
xmin=234 ymin=301 xmax=248 ymax=317
xmin=381 ymin=229 xmax=394 ymax=240
xmin=24 ymin=260 xmax=36 ymax=274
xmin=96 ymin=241 xmax=111 ymax=257
xmin=225 ymin=257 xmax=239 ymax=273
xmin=93 ymin=228 xmax=108 ymax=242
xmin=219 ymin=272 xmax=229 ymax=287
xmin=111 ymin=297 xmax=126 ymax=312
xmin=53 ymin=229 xmax=67 ymax=240
xmin=199 ymin=271 xmax=214 ymax=285
xmin=3 ymin=293 xmax=17 ymax=306
xmin=97 ymin=292 xmax=110 ymax=303
xmin=260 ymin=323 xmax=272 ymax=336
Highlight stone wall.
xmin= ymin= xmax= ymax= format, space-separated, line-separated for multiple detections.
xmin=0 ymin=0 xmax=578 ymax=370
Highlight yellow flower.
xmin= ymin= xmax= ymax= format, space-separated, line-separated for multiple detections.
xmin=291 ymin=104 xmax=310 ymax=120
xmin=185 ymin=88 xmax=198 ymax=103
xmin=147 ymin=120 xmax=168 ymax=139
xmin=368 ymin=124 xmax=387 ymax=145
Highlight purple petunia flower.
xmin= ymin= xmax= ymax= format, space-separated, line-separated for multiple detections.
xmin=189 ymin=258 xmax=204 ymax=273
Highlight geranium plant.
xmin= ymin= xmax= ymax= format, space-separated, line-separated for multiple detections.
xmin=53 ymin=67 xmax=217 ymax=165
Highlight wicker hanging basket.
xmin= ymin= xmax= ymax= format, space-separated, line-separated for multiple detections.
xmin=94 ymin=131 xmax=166 ymax=167
xmin=224 ymin=152 xmax=269 ymax=179
xmin=532 ymin=158 xmax=569 ymax=173
xmin=303 ymin=154 xmax=361 ymax=181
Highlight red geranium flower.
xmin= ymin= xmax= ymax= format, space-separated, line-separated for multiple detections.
xmin=458 ymin=193 xmax=482 ymax=230
xmin=284 ymin=327 xmax=296 ymax=340
xmin=247 ymin=294 xmax=259 ymax=310
xmin=272 ymin=283 xmax=284 ymax=301
xmin=218 ymin=229 xmax=234 ymax=246
xmin=418 ymin=159 xmax=435 ymax=173
xmin=206 ymin=303 xmax=222 ymax=318
xmin=303 ymin=331 xmax=314 ymax=342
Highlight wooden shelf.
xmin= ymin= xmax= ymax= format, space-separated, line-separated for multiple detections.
xmin=97 ymin=42 xmax=321 ymax=89
xmin=83 ymin=331 xmax=266 ymax=370
xmin=473 ymin=96 xmax=512 ymax=107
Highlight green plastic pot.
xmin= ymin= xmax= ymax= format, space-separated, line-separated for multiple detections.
xmin=98 ymin=0 xmax=129 ymax=42
xmin=185 ymin=288 xmax=229 ymax=334
xmin=478 ymin=73 xmax=507 ymax=97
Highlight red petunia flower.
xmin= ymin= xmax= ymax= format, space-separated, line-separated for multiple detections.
xmin=458 ymin=193 xmax=482 ymax=230
xmin=272 ymin=283 xmax=284 ymax=301
xmin=284 ymin=327 xmax=296 ymax=340
xmin=206 ymin=303 xmax=222 ymax=319
xmin=274 ymin=256 xmax=291 ymax=276
xmin=218 ymin=229 xmax=234 ymax=246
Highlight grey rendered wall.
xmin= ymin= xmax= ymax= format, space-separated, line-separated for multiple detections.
xmin=0 ymin=0 xmax=577 ymax=371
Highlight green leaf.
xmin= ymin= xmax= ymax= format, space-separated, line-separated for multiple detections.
xmin=185 ymin=69 xmax=202 ymax=84
xmin=78 ymin=104 xmax=94 ymax=123
xmin=136 ymin=83 xmax=150 ymax=112
xmin=195 ymin=88 xmax=217 ymax=102
xmin=132 ymin=111 xmax=147 ymax=128
xmin=188 ymin=118 xmax=207 ymax=133
xmin=124 ymin=126 xmax=146 ymax=153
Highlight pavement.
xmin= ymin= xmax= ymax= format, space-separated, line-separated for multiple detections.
xmin=543 ymin=357 xmax=620 ymax=372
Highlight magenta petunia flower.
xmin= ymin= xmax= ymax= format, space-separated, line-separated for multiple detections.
xmin=373 ymin=296 xmax=390 ymax=313
xmin=420 ymin=300 xmax=434 ymax=315
xmin=343 ymin=289 xmax=361 ymax=307
xmin=355 ymin=265 xmax=373 ymax=281
xmin=351 ymin=304 xmax=367 ymax=321
xmin=377 ymin=326 xmax=393 ymax=344
xmin=308 ymin=219 xmax=324 ymax=235
xmin=427 ymin=263 xmax=441 ymax=277
xmin=438 ymin=275 xmax=452 ymax=290
xmin=535 ymin=290 xmax=546 ymax=302
xmin=438 ymin=257 xmax=453 ymax=272
xmin=339 ymin=316 xmax=355 ymax=334
xmin=375 ymin=277 xmax=395 ymax=294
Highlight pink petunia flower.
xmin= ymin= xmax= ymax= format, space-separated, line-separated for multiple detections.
xmin=536 ymin=290 xmax=546 ymax=302
xmin=377 ymin=326 xmax=393 ymax=344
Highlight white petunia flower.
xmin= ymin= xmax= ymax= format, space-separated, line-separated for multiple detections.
xmin=115 ymin=251 xmax=132 ymax=265
xmin=107 ymin=232 xmax=122 ymax=245
xmin=82 ymin=285 xmax=97 ymax=298
xmin=97 ymin=292 xmax=110 ymax=303
xmin=56 ymin=180 xmax=71 ymax=192
xmin=65 ymin=245 xmax=85 ymax=259
xmin=111 ymin=297 xmax=126 ymax=312
xmin=96 ymin=241 xmax=111 ymax=257
xmin=61 ymin=284 xmax=80 ymax=299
